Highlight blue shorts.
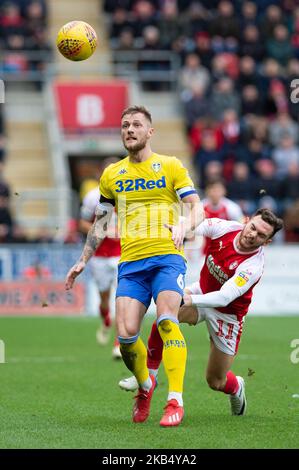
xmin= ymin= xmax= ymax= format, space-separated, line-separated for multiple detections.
xmin=116 ymin=254 xmax=187 ymax=308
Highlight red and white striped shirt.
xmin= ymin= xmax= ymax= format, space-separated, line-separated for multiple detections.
xmin=194 ymin=218 xmax=264 ymax=319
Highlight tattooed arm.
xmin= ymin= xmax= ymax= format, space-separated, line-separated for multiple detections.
xmin=65 ymin=203 xmax=113 ymax=290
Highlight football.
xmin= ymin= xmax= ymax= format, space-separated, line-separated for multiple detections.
xmin=56 ymin=21 xmax=97 ymax=61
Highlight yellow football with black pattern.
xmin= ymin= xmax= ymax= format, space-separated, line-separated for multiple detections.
xmin=56 ymin=21 xmax=97 ymax=61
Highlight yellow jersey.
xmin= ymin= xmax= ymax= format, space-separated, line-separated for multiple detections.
xmin=99 ymin=153 xmax=196 ymax=262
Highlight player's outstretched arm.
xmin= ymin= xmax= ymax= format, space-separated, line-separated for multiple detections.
xmin=183 ymin=260 xmax=263 ymax=308
xmin=65 ymin=204 xmax=112 ymax=290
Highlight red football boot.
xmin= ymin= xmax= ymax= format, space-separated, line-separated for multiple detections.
xmin=132 ymin=374 xmax=156 ymax=423
xmin=159 ymin=399 xmax=184 ymax=427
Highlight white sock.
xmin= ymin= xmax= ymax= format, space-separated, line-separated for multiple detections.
xmin=168 ymin=392 xmax=183 ymax=407
xmin=140 ymin=376 xmax=152 ymax=392
xmin=148 ymin=368 xmax=158 ymax=378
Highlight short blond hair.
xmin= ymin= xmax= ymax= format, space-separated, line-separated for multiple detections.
xmin=121 ymin=105 xmax=152 ymax=123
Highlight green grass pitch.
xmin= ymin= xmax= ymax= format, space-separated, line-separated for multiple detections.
xmin=0 ymin=315 xmax=298 ymax=449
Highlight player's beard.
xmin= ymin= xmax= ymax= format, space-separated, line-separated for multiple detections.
xmin=124 ymin=135 xmax=147 ymax=154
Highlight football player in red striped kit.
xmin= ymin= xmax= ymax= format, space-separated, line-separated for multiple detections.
xmin=119 ymin=209 xmax=283 ymax=417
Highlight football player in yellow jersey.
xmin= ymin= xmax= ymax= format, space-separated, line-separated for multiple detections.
xmin=65 ymin=105 xmax=204 ymax=427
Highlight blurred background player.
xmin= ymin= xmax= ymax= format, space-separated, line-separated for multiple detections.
xmin=79 ymin=159 xmax=121 ymax=360
xmin=119 ymin=208 xmax=283 ymax=416
xmin=203 ymin=179 xmax=244 ymax=223
xmin=202 ymin=179 xmax=244 ymax=254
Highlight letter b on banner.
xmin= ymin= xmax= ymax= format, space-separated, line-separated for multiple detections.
xmin=0 ymin=340 xmax=5 ymax=363
xmin=77 ymin=94 xmax=104 ymax=126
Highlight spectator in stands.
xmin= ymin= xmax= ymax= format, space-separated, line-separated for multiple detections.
xmin=243 ymin=115 xmax=269 ymax=145
xmin=109 ymin=7 xmax=133 ymax=41
xmin=263 ymin=79 xmax=289 ymax=117
xmin=241 ymin=84 xmax=264 ymax=117
xmin=3 ymin=33 xmax=29 ymax=73
xmin=268 ymin=111 xmax=299 ymax=147
xmin=194 ymin=132 xmax=225 ymax=183
xmin=181 ymin=1 xmax=208 ymax=40
xmin=266 ymin=24 xmax=294 ymax=67
xmin=240 ymin=1 xmax=258 ymax=29
xmin=221 ymin=108 xmax=241 ymax=146
xmin=209 ymin=0 xmax=240 ymax=39
xmin=290 ymin=6 xmax=299 ymax=59
xmin=137 ymin=25 xmax=169 ymax=91
xmin=20 ymin=0 xmax=48 ymax=19
xmin=104 ymin=0 xmax=133 ymax=14
xmin=189 ymin=116 xmax=224 ymax=153
xmin=112 ymin=28 xmax=136 ymax=76
xmin=259 ymin=4 xmax=286 ymax=40
xmin=210 ymin=77 xmax=240 ymax=120
xmin=212 ymin=49 xmax=240 ymax=80
xmin=27 ymin=26 xmax=53 ymax=90
xmin=203 ymin=160 xmax=223 ymax=187
xmin=272 ymin=135 xmax=299 ymax=180
xmin=0 ymin=1 xmax=25 ymax=37
xmin=192 ymin=31 xmax=214 ymax=69
xmin=281 ymin=161 xmax=299 ymax=208
xmin=24 ymin=0 xmax=47 ymax=37
xmin=254 ymin=159 xmax=283 ymax=214
xmin=237 ymin=56 xmax=260 ymax=90
xmin=240 ymin=24 xmax=265 ymax=63
xmin=183 ymin=83 xmax=210 ymax=131
xmin=227 ymin=161 xmax=257 ymax=215
xmin=179 ymin=53 xmax=210 ymax=101
xmin=210 ymin=53 xmax=230 ymax=82
xmin=241 ymin=137 xmax=272 ymax=174
xmin=131 ymin=0 xmax=157 ymax=39
xmin=157 ymin=2 xmax=183 ymax=51
xmin=258 ymin=58 xmax=284 ymax=100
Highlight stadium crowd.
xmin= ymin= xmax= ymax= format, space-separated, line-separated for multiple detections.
xmin=104 ymin=0 xmax=299 ymax=241
xmin=0 ymin=0 xmax=51 ymax=76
